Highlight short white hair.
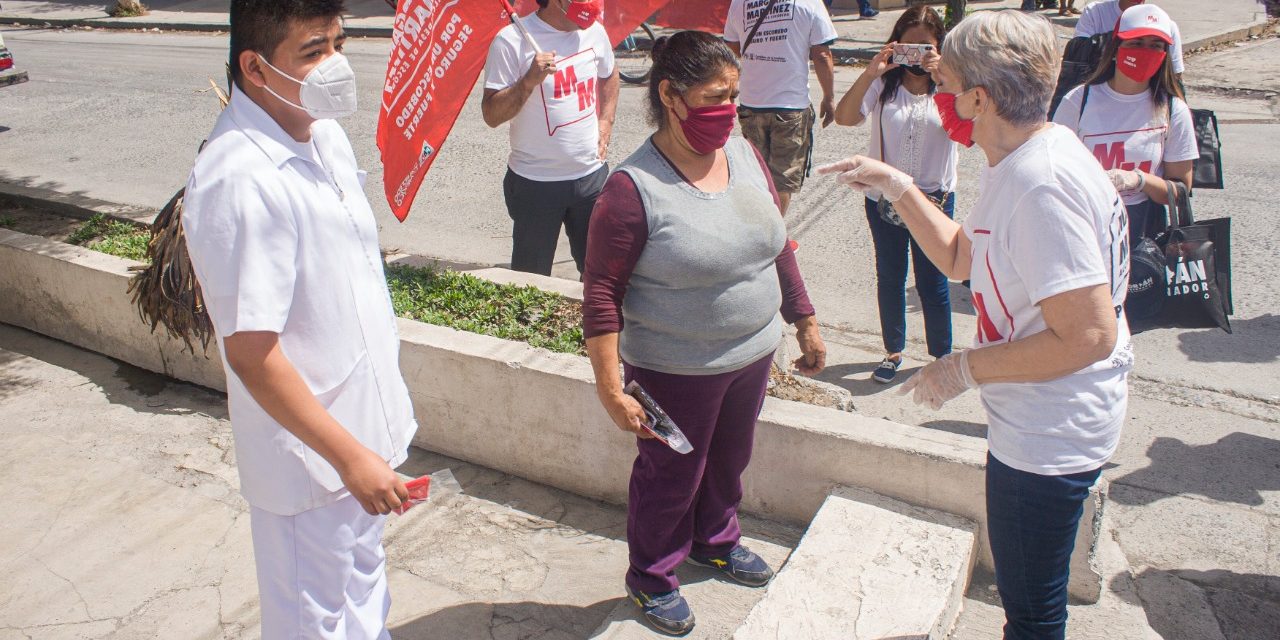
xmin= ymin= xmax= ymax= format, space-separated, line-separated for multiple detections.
xmin=942 ymin=11 xmax=1059 ymax=127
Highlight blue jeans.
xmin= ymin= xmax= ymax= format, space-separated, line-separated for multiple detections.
xmin=986 ymin=453 xmax=1102 ymax=640
xmin=863 ymin=195 xmax=954 ymax=358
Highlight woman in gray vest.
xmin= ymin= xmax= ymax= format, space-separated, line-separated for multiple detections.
xmin=582 ymin=31 xmax=827 ymax=637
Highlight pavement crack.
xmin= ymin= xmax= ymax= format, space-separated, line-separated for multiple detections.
xmin=36 ymin=556 xmax=93 ymax=622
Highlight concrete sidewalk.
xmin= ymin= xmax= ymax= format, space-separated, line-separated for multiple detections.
xmin=0 ymin=0 xmax=1270 ymax=56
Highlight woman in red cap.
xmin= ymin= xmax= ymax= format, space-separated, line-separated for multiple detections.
xmin=1053 ymin=3 xmax=1197 ymax=247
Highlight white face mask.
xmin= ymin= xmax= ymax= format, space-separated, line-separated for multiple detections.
xmin=256 ymin=52 xmax=358 ymax=119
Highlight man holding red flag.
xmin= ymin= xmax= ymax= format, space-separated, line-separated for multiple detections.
xmin=482 ymin=0 xmax=620 ymax=277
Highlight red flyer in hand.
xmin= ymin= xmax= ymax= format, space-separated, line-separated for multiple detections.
xmin=392 ymin=475 xmax=431 ymax=515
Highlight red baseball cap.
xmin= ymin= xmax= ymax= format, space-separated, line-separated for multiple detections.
xmin=1116 ymin=4 xmax=1175 ymax=44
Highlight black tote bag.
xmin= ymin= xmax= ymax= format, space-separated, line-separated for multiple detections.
xmin=1191 ymin=108 xmax=1224 ymax=190
xmin=1151 ymin=182 xmax=1233 ymax=333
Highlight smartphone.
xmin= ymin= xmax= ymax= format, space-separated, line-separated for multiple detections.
xmin=624 ymin=381 xmax=694 ymax=454
xmin=892 ymin=43 xmax=934 ymax=67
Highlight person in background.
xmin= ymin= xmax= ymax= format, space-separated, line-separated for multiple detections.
xmin=183 ymin=1 xmax=419 ymax=637
xmin=833 ymin=6 xmax=956 ymax=384
xmin=482 ymin=0 xmax=620 ymax=277
xmin=583 ymin=31 xmax=827 ymax=637
xmin=823 ymin=0 xmax=878 ymax=19
xmin=821 ymin=11 xmax=1132 ymax=639
xmin=1077 ymin=0 xmax=1184 ymax=76
xmin=1054 ymin=3 xmax=1196 ymax=245
xmin=725 ymin=0 xmax=838 ymax=214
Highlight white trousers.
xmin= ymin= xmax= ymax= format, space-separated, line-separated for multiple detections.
xmin=250 ymin=494 xmax=392 ymax=640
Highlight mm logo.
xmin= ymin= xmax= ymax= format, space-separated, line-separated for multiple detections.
xmin=541 ymin=50 xmax=600 ymax=136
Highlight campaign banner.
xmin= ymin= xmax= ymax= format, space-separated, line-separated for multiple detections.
xmin=377 ymin=0 xmax=510 ymax=221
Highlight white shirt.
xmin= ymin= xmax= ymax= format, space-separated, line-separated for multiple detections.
xmin=484 ymin=13 xmax=615 ymax=182
xmin=859 ymin=77 xmax=959 ymax=195
xmin=1076 ymin=0 xmax=1185 ymax=74
xmin=1053 ymin=83 xmax=1198 ymax=205
xmin=724 ymin=0 xmax=838 ymax=109
xmin=184 ymin=88 xmax=418 ymax=516
xmin=962 ymin=125 xmax=1134 ymax=476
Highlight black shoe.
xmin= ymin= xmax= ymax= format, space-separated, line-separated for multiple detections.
xmin=872 ymin=357 xmax=901 ymax=384
xmin=687 ymin=545 xmax=775 ymax=587
xmin=626 ymin=585 xmax=695 ymax=636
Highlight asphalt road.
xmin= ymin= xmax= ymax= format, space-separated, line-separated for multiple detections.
xmin=1 ymin=25 xmax=1278 ymax=404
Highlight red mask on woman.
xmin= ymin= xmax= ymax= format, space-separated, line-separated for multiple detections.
xmin=562 ymin=0 xmax=602 ymax=30
xmin=933 ymin=91 xmax=976 ymax=148
xmin=1116 ymin=47 xmax=1166 ymax=83
xmin=676 ymin=98 xmax=737 ymax=155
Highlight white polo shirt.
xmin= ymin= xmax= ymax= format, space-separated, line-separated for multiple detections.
xmin=183 ymin=88 xmax=418 ymax=516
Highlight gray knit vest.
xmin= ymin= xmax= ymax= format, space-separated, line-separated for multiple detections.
xmin=616 ymin=136 xmax=786 ymax=376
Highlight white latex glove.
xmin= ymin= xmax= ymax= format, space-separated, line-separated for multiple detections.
xmin=816 ymin=156 xmax=915 ymax=203
xmin=1106 ymin=168 xmax=1144 ymax=194
xmin=898 ymin=350 xmax=977 ymax=411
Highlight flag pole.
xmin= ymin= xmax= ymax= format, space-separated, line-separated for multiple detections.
xmin=498 ymin=0 xmax=544 ymax=54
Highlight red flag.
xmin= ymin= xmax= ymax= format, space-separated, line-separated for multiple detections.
xmin=652 ymin=1 xmax=732 ymax=34
xmin=377 ymin=1 xmax=511 ymax=222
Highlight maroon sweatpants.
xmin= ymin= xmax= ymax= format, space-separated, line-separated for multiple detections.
xmin=623 ymin=352 xmax=774 ymax=594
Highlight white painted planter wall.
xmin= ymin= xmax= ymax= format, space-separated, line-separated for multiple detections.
xmin=0 ymin=228 xmax=1105 ymax=602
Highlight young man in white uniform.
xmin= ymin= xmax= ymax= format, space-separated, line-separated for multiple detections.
xmin=482 ymin=0 xmax=619 ymax=277
xmin=1076 ymin=0 xmax=1184 ymax=74
xmin=182 ymin=2 xmax=417 ymax=637
xmin=724 ymin=0 xmax=839 ymax=214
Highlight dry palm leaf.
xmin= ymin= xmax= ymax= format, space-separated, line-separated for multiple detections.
xmin=125 ymin=77 xmax=230 ymax=355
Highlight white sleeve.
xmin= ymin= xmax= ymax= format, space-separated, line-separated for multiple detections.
xmin=1005 ymin=185 xmax=1109 ymax=305
xmin=595 ymin=24 xmax=615 ymax=77
xmin=484 ymin=31 xmax=522 ymax=91
xmin=1075 ymin=3 xmax=1102 ymax=37
xmin=1170 ymin=21 xmax=1185 ymax=74
xmin=859 ymin=77 xmax=883 ymax=118
xmin=808 ymin=1 xmax=839 ymax=46
xmin=1165 ymin=98 xmax=1200 ymax=163
xmin=183 ymin=172 xmax=298 ymax=337
xmin=723 ymin=0 xmax=744 ymax=43
xmin=1052 ymin=86 xmax=1085 ymax=134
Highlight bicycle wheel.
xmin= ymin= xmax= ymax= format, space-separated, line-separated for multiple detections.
xmin=614 ymin=22 xmax=656 ymax=85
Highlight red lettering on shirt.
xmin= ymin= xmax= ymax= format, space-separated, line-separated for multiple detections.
xmin=553 ymin=65 xmax=579 ymax=99
xmin=973 ymin=291 xmax=1006 ymax=344
xmin=577 ymin=77 xmax=596 ymax=111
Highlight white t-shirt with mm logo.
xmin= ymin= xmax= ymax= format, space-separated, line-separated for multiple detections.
xmin=962 ymin=125 xmax=1134 ymax=476
xmin=484 ymin=13 xmax=614 ymax=182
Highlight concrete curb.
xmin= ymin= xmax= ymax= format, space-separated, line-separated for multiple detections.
xmin=0 ymin=221 xmax=1106 ymax=603
xmin=0 ymin=181 xmax=157 ymax=226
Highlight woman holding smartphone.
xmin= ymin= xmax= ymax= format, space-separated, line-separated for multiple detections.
xmin=833 ymin=6 xmax=957 ymax=384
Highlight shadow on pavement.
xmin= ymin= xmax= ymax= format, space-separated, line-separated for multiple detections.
xmin=391 ymin=598 xmax=623 ymax=640
xmin=917 ymin=419 xmax=987 ymax=439
xmin=1111 ymin=433 xmax=1280 ymax=507
xmin=0 ymin=323 xmax=225 ymax=417
xmin=813 ymin=361 xmax=922 ymax=397
xmin=1177 ymin=313 xmax=1280 ymax=365
xmin=1119 ymin=567 xmax=1280 ymax=640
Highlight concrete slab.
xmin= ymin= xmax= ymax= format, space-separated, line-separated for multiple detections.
xmin=587 ymin=535 xmax=794 ymax=640
xmin=0 ymin=323 xmax=804 ymax=639
xmin=1186 ymin=36 xmax=1280 ymax=96
xmin=733 ymin=487 xmax=976 ymax=640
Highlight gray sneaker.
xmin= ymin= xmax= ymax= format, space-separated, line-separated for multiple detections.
xmin=686 ymin=545 xmax=775 ymax=587
xmin=872 ymin=357 xmax=901 ymax=384
xmin=625 ymin=585 xmax=695 ymax=636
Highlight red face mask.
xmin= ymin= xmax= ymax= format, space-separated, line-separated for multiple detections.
xmin=562 ymin=0 xmax=601 ymax=30
xmin=933 ymin=90 xmax=976 ymax=148
xmin=676 ymin=97 xmax=737 ymax=155
xmin=1116 ymin=47 xmax=1166 ymax=83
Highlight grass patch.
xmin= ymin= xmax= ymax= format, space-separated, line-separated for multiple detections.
xmin=107 ymin=1 xmax=149 ymax=18
xmin=0 ymin=215 xmax=14 ymax=229
xmin=68 ymin=213 xmax=151 ymax=262
xmin=386 ymin=264 xmax=585 ymax=355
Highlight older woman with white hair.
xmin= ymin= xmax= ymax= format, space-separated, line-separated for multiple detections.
xmin=820 ymin=10 xmax=1132 ymax=640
